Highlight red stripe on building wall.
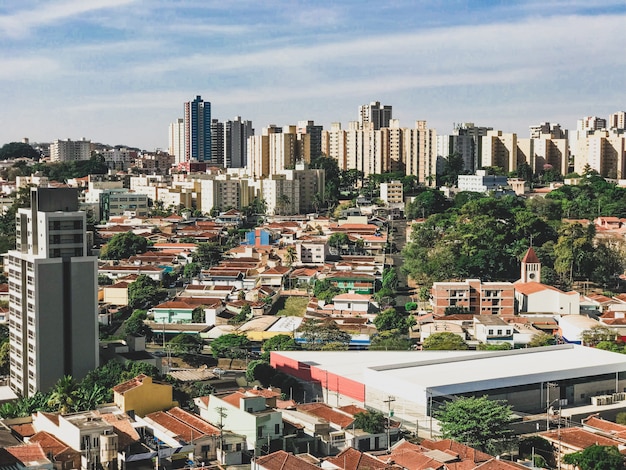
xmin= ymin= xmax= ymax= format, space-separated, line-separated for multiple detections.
xmin=271 ymin=353 xmax=365 ymax=402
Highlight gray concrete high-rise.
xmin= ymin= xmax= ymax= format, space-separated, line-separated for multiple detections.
xmin=7 ymin=188 xmax=98 ymax=397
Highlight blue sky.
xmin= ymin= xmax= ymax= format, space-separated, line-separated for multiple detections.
xmin=1 ymin=0 xmax=625 ymax=151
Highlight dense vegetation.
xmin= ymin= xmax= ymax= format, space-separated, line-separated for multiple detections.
xmin=402 ymin=175 xmax=626 ymax=290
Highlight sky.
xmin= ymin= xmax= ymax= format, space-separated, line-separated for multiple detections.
xmin=1 ymin=0 xmax=625 ymax=151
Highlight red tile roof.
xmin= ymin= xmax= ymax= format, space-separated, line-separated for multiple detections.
xmin=521 ymin=247 xmax=540 ymax=264
xmin=420 ymin=439 xmax=492 ymax=463
xmin=542 ymin=427 xmax=624 ymax=451
xmin=166 ymin=407 xmax=220 ymax=436
xmin=297 ymin=403 xmax=354 ymax=429
xmin=100 ymin=413 xmax=141 ymax=448
xmin=112 ymin=374 xmax=149 ymax=394
xmin=256 ymin=450 xmax=321 ymax=470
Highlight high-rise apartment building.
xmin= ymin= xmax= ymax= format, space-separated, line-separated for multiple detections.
xmin=210 ymin=119 xmax=224 ymax=167
xmin=481 ymin=130 xmax=518 ymax=174
xmin=49 ymin=138 xmax=91 ymax=162
xmin=323 ymin=120 xmax=437 ymax=185
xmin=184 ymin=95 xmax=211 ymax=163
xmin=573 ymin=130 xmax=626 ymax=179
xmin=225 ymin=116 xmax=254 ymax=168
xmin=7 ymin=188 xmax=98 ymax=397
xmin=359 ymin=101 xmax=392 ymax=130
xmin=168 ymin=118 xmax=185 ymax=164
xmin=247 ymin=125 xmax=308 ymax=178
xmin=297 ymin=120 xmax=323 ymax=159
xmin=609 ymin=112 xmax=626 ymax=131
xmin=577 ymin=116 xmax=607 ymax=132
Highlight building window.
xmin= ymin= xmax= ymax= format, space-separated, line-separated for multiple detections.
xmin=275 ymin=423 xmax=280 ymax=434
xmin=257 ymin=426 xmax=263 ymax=438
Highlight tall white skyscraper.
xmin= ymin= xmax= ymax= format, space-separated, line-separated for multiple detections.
xmin=168 ymin=118 xmax=185 ymax=164
xmin=7 ymin=188 xmax=98 ymax=397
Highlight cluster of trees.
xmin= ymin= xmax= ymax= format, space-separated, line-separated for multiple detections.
xmin=100 ymin=232 xmax=148 ymax=259
xmin=0 ymin=325 xmax=9 ymax=376
xmin=436 ymin=396 xmax=513 ymax=453
xmin=402 ymin=189 xmax=625 ymax=290
xmin=0 ymin=361 xmax=158 ymax=418
xmin=0 ymin=142 xmax=40 ymax=160
xmin=127 ymin=275 xmax=168 ymax=310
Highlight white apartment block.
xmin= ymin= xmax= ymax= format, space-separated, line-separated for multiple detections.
xmin=259 ymin=175 xmax=300 ymax=216
xmin=7 ymin=188 xmax=98 ymax=397
xmin=610 ymin=112 xmax=626 ymax=131
xmin=324 ymin=120 xmax=436 ymax=184
xmin=168 ymin=118 xmax=185 ymax=164
xmin=281 ymin=162 xmax=325 ymax=213
xmin=458 ymin=170 xmax=509 ymax=193
xmin=101 ymin=147 xmax=137 ymax=172
xmin=199 ymin=175 xmax=251 ymax=213
xmin=481 ymin=130 xmax=518 ymax=173
xmin=50 ymin=138 xmax=91 ymax=162
xmin=574 ymin=130 xmax=626 ymax=179
xmin=380 ymin=181 xmax=403 ymax=205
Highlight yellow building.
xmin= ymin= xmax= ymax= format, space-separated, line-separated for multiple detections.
xmin=113 ymin=374 xmax=177 ymax=417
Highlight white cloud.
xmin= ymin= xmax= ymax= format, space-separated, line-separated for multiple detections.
xmin=0 ymin=0 xmax=137 ymax=37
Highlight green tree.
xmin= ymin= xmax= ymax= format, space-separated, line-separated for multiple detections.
xmin=0 ymin=142 xmax=40 ymax=160
xmin=246 ymin=360 xmax=277 ymax=386
xmin=369 ymin=330 xmax=411 ymax=350
xmin=75 ymin=382 xmax=109 ymax=412
xmin=230 ymin=304 xmax=251 ymax=324
xmin=436 ymin=396 xmax=513 ymax=452
xmin=581 ymin=326 xmax=618 ymax=347
xmin=284 ymin=246 xmax=298 ymax=267
xmin=262 ymin=334 xmax=300 ymax=361
xmin=192 ymin=306 xmax=205 ymax=323
xmin=563 ymin=445 xmax=624 ymax=470
xmin=99 ymin=232 xmax=148 ymax=260
xmin=169 ymin=333 xmax=203 ymax=355
xmin=183 ymin=262 xmax=201 ymax=280
xmin=48 ymin=375 xmax=80 ymax=414
xmin=477 ymin=343 xmax=512 ymax=351
xmin=422 ymin=332 xmax=468 ymax=350
xmin=210 ymin=333 xmax=252 ymax=358
xmin=353 ymin=410 xmax=386 ymax=433
xmin=328 ymin=232 xmax=350 ymax=255
xmin=374 ymin=308 xmax=413 ymax=334
xmin=297 ymin=319 xmax=351 ymax=350
xmin=128 ymin=275 xmax=167 ymax=309
xmin=194 ymin=242 xmax=222 ymax=268
xmin=528 ymin=333 xmax=556 ymax=348
xmin=0 ymin=341 xmax=10 ymax=375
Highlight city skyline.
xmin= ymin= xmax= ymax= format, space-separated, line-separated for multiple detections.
xmin=1 ymin=1 xmax=625 ymax=151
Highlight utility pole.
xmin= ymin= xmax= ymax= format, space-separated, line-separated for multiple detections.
xmin=383 ymin=395 xmax=396 ymax=451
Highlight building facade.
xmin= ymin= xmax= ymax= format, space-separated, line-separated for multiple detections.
xmin=49 ymin=138 xmax=91 ymax=162
xmin=184 ymin=95 xmax=211 ymax=163
xmin=7 ymin=188 xmax=98 ymax=396
xmin=431 ymin=279 xmax=515 ymax=316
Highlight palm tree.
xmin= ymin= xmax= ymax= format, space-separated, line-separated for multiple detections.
xmin=48 ymin=375 xmax=80 ymax=414
xmin=284 ymin=246 xmax=298 ymax=267
xmin=75 ymin=383 xmax=110 ymax=411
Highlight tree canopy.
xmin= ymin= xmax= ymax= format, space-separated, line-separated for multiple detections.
xmin=0 ymin=142 xmax=40 ymax=160
xmin=353 ymin=410 xmax=386 ymax=434
xmin=210 ymin=333 xmax=252 ymax=358
xmin=297 ymin=319 xmax=351 ymax=350
xmin=563 ymin=445 xmax=625 ymax=470
xmin=422 ymin=332 xmax=469 ymax=350
xmin=435 ymin=396 xmax=513 ymax=452
xmin=99 ymin=232 xmax=148 ymax=260
xmin=127 ymin=275 xmax=167 ymax=310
